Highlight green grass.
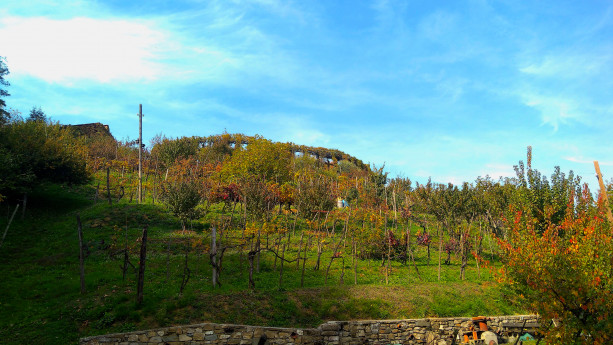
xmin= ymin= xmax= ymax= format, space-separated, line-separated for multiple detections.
xmin=0 ymin=183 xmax=524 ymax=345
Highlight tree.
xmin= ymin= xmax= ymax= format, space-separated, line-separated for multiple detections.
xmin=498 ymin=185 xmax=612 ymax=344
xmin=0 ymin=119 xmax=89 ymax=201
xmin=222 ymin=136 xmax=292 ymax=184
xmin=27 ymin=106 xmax=47 ymax=122
xmin=0 ymin=56 xmax=10 ymax=125
xmin=161 ymin=180 xmax=202 ymax=231
xmin=511 ymin=146 xmax=582 ymax=233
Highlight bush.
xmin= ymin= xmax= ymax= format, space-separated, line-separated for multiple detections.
xmin=0 ymin=120 xmax=88 ymax=200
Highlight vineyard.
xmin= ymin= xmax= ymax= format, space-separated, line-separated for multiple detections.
xmin=0 ymin=123 xmax=612 ymax=345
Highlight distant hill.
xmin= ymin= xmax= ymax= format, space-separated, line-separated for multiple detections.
xmin=197 ymin=133 xmax=370 ymax=171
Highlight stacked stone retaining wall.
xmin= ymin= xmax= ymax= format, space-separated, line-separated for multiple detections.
xmin=80 ymin=315 xmax=539 ymax=345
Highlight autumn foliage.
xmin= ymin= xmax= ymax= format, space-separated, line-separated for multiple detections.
xmin=497 ymin=186 xmax=613 ymax=344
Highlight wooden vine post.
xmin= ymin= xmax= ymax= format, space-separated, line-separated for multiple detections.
xmin=106 ymin=167 xmax=112 ymax=205
xmin=211 ymin=226 xmax=218 ymax=287
xmin=138 ymin=104 xmax=143 ymax=204
xmin=77 ymin=214 xmax=86 ymax=294
xmin=594 ymin=161 xmax=613 ymax=223
xmin=0 ymin=204 xmax=19 ymax=250
xmin=137 ymin=226 xmax=148 ymax=304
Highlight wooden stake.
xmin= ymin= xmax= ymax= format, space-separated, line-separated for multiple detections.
xmin=0 ymin=204 xmax=19 ymax=249
xmin=77 ymin=214 xmax=86 ymax=294
xmin=138 ymin=104 xmax=143 ymax=204
xmin=106 ymin=167 xmax=112 ymax=206
xmin=211 ymin=226 xmax=217 ymax=287
xmin=137 ymin=226 xmax=148 ymax=304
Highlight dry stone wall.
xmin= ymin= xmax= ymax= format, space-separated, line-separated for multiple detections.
xmin=80 ymin=315 xmax=539 ymax=345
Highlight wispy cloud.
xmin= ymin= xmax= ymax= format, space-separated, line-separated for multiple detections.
xmin=519 ymin=93 xmax=577 ymax=131
xmin=520 ymin=52 xmax=612 ymax=79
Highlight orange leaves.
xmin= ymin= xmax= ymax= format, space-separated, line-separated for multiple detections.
xmin=498 ymin=199 xmax=613 ymax=344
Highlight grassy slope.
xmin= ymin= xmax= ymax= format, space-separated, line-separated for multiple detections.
xmin=0 ymin=184 xmax=523 ymax=345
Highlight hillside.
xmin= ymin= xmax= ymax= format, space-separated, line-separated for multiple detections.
xmin=2 ymin=126 xmax=609 ymax=345
xmin=0 ymin=182 xmax=520 ymax=345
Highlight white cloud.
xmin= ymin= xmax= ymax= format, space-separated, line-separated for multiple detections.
xmin=520 ymin=53 xmax=611 ymax=79
xmin=564 ymin=156 xmax=613 ymax=166
xmin=0 ymin=16 xmax=167 ymax=83
xmin=519 ymin=93 xmax=580 ymax=131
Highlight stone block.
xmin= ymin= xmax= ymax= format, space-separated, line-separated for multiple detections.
xmin=321 ymin=323 xmax=341 ymax=331
xmin=415 ymin=320 xmax=430 ymax=328
xmin=162 ymin=334 xmax=179 ymax=342
xmin=178 ymin=334 xmax=192 ymax=341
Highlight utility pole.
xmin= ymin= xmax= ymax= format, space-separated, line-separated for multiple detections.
xmin=594 ymin=161 xmax=613 ymax=223
xmin=138 ymin=104 xmax=143 ymax=204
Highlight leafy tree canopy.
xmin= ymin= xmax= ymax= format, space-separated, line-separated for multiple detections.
xmin=0 ymin=119 xmax=89 ymax=201
xmin=498 ymin=187 xmax=612 ymax=344
xmin=27 ymin=106 xmax=47 ymax=122
xmin=222 ymin=136 xmax=292 ymax=184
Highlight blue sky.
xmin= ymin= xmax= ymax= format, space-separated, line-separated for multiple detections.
xmin=1 ymin=0 xmax=612 ymax=187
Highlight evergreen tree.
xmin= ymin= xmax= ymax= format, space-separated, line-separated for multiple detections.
xmin=27 ymin=106 xmax=47 ymax=122
xmin=0 ymin=56 xmax=10 ymax=125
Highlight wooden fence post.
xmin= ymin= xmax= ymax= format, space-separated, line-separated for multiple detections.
xmin=211 ymin=226 xmax=217 ymax=287
xmin=106 ymin=167 xmax=112 ymax=206
xmin=0 ymin=204 xmax=19 ymax=249
xmin=77 ymin=214 xmax=86 ymax=294
xmin=137 ymin=226 xmax=148 ymax=304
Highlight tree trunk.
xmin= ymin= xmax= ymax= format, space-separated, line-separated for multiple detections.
xmin=180 ymin=243 xmax=190 ymax=295
xmin=314 ymin=236 xmax=323 ymax=270
xmin=248 ymin=250 xmax=256 ymax=289
xmin=296 ymin=231 xmax=304 ymax=270
xmin=275 ymin=241 xmax=289 ymax=290
xmin=300 ymin=237 xmax=309 ymax=288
